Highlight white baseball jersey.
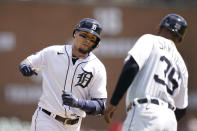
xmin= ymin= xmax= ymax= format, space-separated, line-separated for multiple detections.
xmin=125 ymin=34 xmax=188 ymax=109
xmin=27 ymin=44 xmax=107 ymax=118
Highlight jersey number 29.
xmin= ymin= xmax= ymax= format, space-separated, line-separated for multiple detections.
xmin=154 ymin=56 xmax=179 ymax=95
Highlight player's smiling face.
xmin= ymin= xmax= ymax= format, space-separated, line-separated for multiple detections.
xmin=73 ymin=30 xmax=97 ymax=57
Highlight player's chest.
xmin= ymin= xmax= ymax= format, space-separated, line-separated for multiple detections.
xmin=47 ymin=56 xmax=95 ymax=88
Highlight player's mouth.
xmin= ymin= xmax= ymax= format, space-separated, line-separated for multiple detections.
xmin=81 ymin=43 xmax=90 ymax=48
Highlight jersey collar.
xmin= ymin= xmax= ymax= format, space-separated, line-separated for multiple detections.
xmin=65 ymin=45 xmax=96 ymax=61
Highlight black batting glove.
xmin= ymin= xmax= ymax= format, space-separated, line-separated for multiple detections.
xmin=62 ymin=92 xmax=80 ymax=108
xmin=19 ymin=64 xmax=34 ymax=76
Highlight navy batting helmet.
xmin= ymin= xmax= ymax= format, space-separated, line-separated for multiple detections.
xmin=73 ymin=18 xmax=102 ymax=47
xmin=160 ymin=14 xmax=187 ymax=38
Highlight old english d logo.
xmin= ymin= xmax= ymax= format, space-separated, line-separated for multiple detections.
xmin=75 ymin=68 xmax=93 ymax=88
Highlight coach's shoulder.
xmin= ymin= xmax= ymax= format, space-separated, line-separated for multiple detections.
xmin=135 ymin=34 xmax=157 ymax=46
xmin=139 ymin=34 xmax=155 ymax=39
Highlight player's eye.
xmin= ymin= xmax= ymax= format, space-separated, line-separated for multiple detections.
xmin=79 ymin=34 xmax=96 ymax=43
xmin=90 ymin=39 xmax=97 ymax=43
xmin=79 ymin=34 xmax=87 ymax=39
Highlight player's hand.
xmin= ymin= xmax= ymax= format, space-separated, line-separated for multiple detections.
xmin=62 ymin=91 xmax=79 ymax=108
xmin=104 ymin=104 xmax=117 ymax=124
xmin=19 ymin=64 xmax=37 ymax=76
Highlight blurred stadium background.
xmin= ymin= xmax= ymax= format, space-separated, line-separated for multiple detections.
xmin=0 ymin=0 xmax=197 ymax=131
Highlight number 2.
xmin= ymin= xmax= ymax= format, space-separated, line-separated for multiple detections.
xmin=154 ymin=56 xmax=179 ymax=95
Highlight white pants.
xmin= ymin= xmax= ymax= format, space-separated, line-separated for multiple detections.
xmin=30 ymin=107 xmax=82 ymax=131
xmin=122 ymin=103 xmax=177 ymax=131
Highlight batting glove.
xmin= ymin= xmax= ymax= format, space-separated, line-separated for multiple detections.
xmin=19 ymin=64 xmax=35 ymax=76
xmin=62 ymin=92 xmax=79 ymax=108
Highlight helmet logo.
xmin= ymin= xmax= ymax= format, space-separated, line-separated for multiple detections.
xmin=175 ymin=23 xmax=181 ymax=30
xmin=91 ymin=24 xmax=97 ymax=30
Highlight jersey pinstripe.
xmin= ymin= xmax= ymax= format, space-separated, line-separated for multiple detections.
xmin=125 ymin=34 xmax=188 ymax=109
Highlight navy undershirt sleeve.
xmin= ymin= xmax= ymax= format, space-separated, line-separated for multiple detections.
xmin=110 ymin=56 xmax=139 ymax=106
xmin=175 ymin=107 xmax=187 ymax=121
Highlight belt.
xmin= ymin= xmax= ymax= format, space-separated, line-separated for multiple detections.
xmin=127 ymin=98 xmax=175 ymax=112
xmin=39 ymin=107 xmax=79 ymax=125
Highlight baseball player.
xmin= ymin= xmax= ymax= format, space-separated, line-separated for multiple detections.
xmin=104 ymin=14 xmax=188 ymax=131
xmin=19 ymin=18 xmax=107 ymax=131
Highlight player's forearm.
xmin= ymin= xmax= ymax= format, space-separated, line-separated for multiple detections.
xmin=78 ymin=98 xmax=106 ymax=115
xmin=110 ymin=56 xmax=139 ymax=106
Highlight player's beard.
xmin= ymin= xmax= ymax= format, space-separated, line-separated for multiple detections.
xmin=78 ymin=46 xmax=93 ymax=54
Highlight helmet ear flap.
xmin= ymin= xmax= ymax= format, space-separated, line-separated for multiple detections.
xmin=92 ymin=38 xmax=100 ymax=49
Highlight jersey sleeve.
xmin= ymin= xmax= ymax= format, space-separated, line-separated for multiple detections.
xmin=127 ymin=34 xmax=154 ymax=70
xmin=89 ymin=64 xmax=107 ymax=99
xmin=26 ymin=47 xmax=49 ymax=70
xmin=174 ymin=70 xmax=189 ymax=109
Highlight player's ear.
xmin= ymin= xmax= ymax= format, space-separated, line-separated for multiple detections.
xmin=73 ymin=32 xmax=76 ymax=38
xmin=73 ymin=30 xmax=78 ymax=38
